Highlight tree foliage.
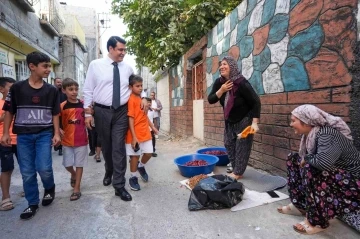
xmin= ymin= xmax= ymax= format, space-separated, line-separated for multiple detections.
xmin=111 ymin=0 xmax=243 ymax=72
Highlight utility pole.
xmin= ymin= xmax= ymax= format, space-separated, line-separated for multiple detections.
xmin=96 ymin=12 xmax=111 ymax=58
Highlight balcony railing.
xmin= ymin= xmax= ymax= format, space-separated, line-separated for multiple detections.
xmin=38 ymin=0 xmax=65 ymax=35
xmin=16 ymin=0 xmax=36 ymax=12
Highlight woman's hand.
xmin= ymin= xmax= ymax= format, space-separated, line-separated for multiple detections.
xmin=300 ymin=158 xmax=306 ymax=168
xmin=216 ymin=80 xmax=233 ymax=98
xmin=220 ymin=80 xmax=233 ymax=93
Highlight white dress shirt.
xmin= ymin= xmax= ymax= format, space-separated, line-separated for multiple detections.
xmin=147 ymin=109 xmax=154 ymax=131
xmin=83 ymin=55 xmax=134 ymax=116
xmin=151 ymin=100 xmax=159 ymax=118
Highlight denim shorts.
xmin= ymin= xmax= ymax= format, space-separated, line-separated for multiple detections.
xmin=0 ymin=145 xmax=17 ymax=172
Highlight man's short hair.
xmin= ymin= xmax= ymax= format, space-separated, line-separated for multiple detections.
xmin=107 ymin=36 xmax=126 ymax=51
xmin=129 ymin=74 xmax=143 ymax=86
xmin=62 ymin=78 xmax=79 ymax=89
xmin=0 ymin=77 xmax=16 ymax=88
xmin=54 ymin=77 xmax=62 ymax=82
xmin=26 ymin=51 xmax=50 ymax=67
xmin=145 ymin=97 xmax=151 ymax=102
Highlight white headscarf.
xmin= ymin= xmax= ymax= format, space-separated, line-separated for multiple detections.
xmin=291 ymin=104 xmax=352 ymax=158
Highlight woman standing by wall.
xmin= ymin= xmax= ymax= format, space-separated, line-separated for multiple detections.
xmin=208 ymin=56 xmax=261 ymax=179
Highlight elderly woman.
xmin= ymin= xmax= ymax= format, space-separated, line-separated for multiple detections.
xmin=207 ymin=56 xmax=261 ymax=179
xmin=278 ymin=104 xmax=360 ymax=234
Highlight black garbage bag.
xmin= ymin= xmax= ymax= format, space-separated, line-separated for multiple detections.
xmin=188 ymin=174 xmax=245 ymax=211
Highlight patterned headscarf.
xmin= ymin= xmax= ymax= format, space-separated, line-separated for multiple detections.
xmin=219 ymin=56 xmax=246 ymax=119
xmin=291 ymin=104 xmax=352 ymax=158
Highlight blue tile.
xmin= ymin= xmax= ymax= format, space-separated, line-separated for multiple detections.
xmin=230 ymin=9 xmax=238 ymax=31
xmin=207 ymin=71 xmax=220 ymax=96
xmin=220 ymin=52 xmax=228 ymax=62
xmin=290 ymin=0 xmax=301 ymax=10
xmin=240 ymin=36 xmax=254 ymax=59
xmin=237 ymin=57 xmax=243 ymax=72
xmin=268 ymin=14 xmax=289 ymax=44
xmin=237 ymin=14 xmax=251 ymax=43
xmin=281 ymin=56 xmax=310 ymax=91
xmin=211 ymin=46 xmax=218 ymax=57
xmin=247 ymin=0 xmax=257 ymax=14
xmin=288 ymin=20 xmax=324 ymax=62
xmin=207 ymin=30 xmax=213 ymax=47
xmin=261 ymin=0 xmax=276 ymax=26
xmin=222 ymin=34 xmax=231 ymax=52
xmin=248 ymin=70 xmax=265 ymax=95
xmin=253 ymin=46 xmax=271 ymax=72
xmin=217 ymin=19 xmax=224 ymax=41
xmin=206 ymin=58 xmax=212 ymax=73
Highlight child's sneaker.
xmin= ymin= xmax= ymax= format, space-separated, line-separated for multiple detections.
xmin=42 ymin=185 xmax=55 ymax=206
xmin=20 ymin=205 xmax=39 ymax=220
xmin=129 ymin=176 xmax=141 ymax=191
xmin=138 ymin=166 xmax=149 ymax=182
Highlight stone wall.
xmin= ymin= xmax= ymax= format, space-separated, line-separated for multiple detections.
xmin=169 ymin=0 xmax=358 ymax=174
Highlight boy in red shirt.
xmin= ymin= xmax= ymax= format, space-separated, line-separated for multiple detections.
xmin=126 ymin=75 xmax=158 ymax=191
xmin=60 ymin=78 xmax=88 ymax=201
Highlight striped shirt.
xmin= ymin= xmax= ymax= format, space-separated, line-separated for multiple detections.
xmin=3 ymin=80 xmax=60 ymax=134
xmin=60 ymin=100 xmax=88 ymax=147
xmin=305 ymin=126 xmax=360 ymax=178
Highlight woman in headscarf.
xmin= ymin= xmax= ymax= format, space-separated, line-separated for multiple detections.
xmin=278 ymin=104 xmax=360 ymax=234
xmin=207 ymin=56 xmax=261 ymax=180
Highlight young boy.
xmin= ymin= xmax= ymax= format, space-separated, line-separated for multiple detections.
xmin=0 ymin=77 xmax=16 ymax=211
xmin=126 ymin=75 xmax=158 ymax=191
xmin=146 ymin=97 xmax=157 ymax=157
xmin=1 ymin=51 xmax=61 ymax=220
xmin=60 ymin=78 xmax=88 ymax=201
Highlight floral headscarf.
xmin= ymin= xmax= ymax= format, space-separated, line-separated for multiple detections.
xmin=219 ymin=56 xmax=246 ymax=119
xmin=291 ymin=104 xmax=352 ymax=158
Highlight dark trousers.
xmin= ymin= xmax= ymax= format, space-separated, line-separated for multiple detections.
xmin=151 ymin=131 xmax=156 ymax=152
xmin=94 ymin=104 xmax=128 ymax=189
xmin=88 ymin=128 xmax=100 ymax=152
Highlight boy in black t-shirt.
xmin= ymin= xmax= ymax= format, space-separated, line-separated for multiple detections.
xmin=1 ymin=51 xmax=61 ymax=220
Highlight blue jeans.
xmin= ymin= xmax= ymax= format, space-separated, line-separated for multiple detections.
xmin=17 ymin=129 xmax=55 ymax=206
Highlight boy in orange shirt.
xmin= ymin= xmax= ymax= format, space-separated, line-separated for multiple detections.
xmin=126 ymin=75 xmax=158 ymax=191
xmin=60 ymin=78 xmax=88 ymax=201
xmin=0 ymin=77 xmax=16 ymax=211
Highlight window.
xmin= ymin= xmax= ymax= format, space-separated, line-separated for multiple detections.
xmin=15 ymin=61 xmax=30 ymax=81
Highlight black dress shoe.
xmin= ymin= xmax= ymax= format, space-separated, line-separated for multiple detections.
xmin=115 ymin=188 xmax=132 ymax=201
xmin=103 ymin=172 xmax=112 ymax=186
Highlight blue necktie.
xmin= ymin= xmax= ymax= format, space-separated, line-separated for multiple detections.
xmin=112 ymin=62 xmax=120 ymax=109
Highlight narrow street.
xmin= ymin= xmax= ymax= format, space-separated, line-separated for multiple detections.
xmin=0 ymin=134 xmax=358 ymax=239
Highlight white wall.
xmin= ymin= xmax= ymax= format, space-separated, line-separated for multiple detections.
xmin=193 ymin=100 xmax=204 ymax=140
xmin=157 ymin=72 xmax=170 ymax=133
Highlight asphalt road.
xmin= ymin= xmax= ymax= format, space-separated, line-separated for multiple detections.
xmin=0 ymin=135 xmax=358 ymax=239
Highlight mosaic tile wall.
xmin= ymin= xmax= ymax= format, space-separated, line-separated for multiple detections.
xmin=205 ymin=0 xmax=356 ymax=95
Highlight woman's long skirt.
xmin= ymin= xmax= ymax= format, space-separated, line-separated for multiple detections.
xmin=287 ymin=153 xmax=360 ymax=230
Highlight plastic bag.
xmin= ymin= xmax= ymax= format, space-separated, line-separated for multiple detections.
xmin=188 ymin=175 xmax=245 ymax=211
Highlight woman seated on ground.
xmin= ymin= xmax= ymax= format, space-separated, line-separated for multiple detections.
xmin=278 ymin=104 xmax=360 ymax=234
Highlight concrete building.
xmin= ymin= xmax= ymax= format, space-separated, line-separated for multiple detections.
xmin=56 ymin=12 xmax=87 ymax=97
xmin=56 ymin=2 xmax=101 ymax=98
xmin=0 ymin=0 xmax=63 ymax=82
